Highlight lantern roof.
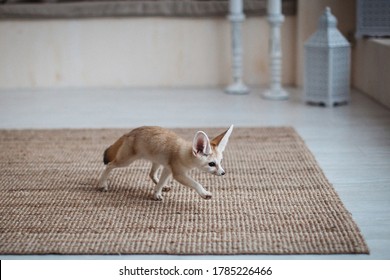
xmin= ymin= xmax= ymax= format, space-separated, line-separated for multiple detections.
xmin=305 ymin=7 xmax=350 ymax=48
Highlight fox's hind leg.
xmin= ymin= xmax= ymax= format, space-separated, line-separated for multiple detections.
xmin=99 ymin=134 xmax=138 ymax=192
xmin=98 ymin=157 xmax=136 ymax=192
xmin=149 ymin=162 xmax=171 ymax=192
xmin=98 ymin=163 xmax=115 ymax=192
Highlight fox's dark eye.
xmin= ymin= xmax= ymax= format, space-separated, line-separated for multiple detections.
xmin=208 ymin=162 xmax=216 ymax=167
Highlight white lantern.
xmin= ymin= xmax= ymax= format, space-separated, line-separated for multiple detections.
xmin=304 ymin=7 xmax=351 ymax=106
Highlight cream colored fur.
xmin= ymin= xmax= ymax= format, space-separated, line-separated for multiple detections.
xmin=98 ymin=125 xmax=233 ymax=201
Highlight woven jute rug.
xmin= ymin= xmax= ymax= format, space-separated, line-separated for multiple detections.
xmin=0 ymin=127 xmax=369 ymax=255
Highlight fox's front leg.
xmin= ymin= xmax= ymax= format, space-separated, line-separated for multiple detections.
xmin=173 ymin=173 xmax=212 ymax=199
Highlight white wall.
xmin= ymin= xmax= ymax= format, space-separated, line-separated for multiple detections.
xmin=0 ymin=16 xmax=296 ymax=89
xmin=353 ymin=39 xmax=390 ymax=109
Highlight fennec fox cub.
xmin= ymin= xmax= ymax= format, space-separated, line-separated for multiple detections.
xmin=98 ymin=125 xmax=233 ymax=201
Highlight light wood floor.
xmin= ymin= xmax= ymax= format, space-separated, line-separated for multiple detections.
xmin=1 ymin=87 xmax=389 ymax=260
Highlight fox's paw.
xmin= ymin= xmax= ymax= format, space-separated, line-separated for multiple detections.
xmin=162 ymin=186 xmax=171 ymax=192
xmin=153 ymin=192 xmax=163 ymax=201
xmin=98 ymin=179 xmax=110 ymax=192
xmin=201 ymin=191 xmax=212 ymax=200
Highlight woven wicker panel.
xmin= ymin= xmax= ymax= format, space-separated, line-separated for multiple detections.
xmin=0 ymin=127 xmax=369 ymax=255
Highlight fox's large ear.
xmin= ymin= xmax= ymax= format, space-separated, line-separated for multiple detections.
xmin=211 ymin=125 xmax=234 ymax=153
xmin=192 ymin=131 xmax=211 ymax=156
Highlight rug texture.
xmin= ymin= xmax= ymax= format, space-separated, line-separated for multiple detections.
xmin=0 ymin=127 xmax=369 ymax=255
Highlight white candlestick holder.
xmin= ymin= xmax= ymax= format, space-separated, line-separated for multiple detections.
xmin=262 ymin=0 xmax=289 ymax=100
xmin=225 ymin=0 xmax=250 ymax=95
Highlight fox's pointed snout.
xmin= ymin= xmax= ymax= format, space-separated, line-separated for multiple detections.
xmin=216 ymin=168 xmax=225 ymax=176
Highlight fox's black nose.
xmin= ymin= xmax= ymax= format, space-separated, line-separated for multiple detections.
xmin=221 ymin=171 xmax=225 ymax=176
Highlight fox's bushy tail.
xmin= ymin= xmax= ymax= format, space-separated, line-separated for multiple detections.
xmin=103 ymin=148 xmax=111 ymax=165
